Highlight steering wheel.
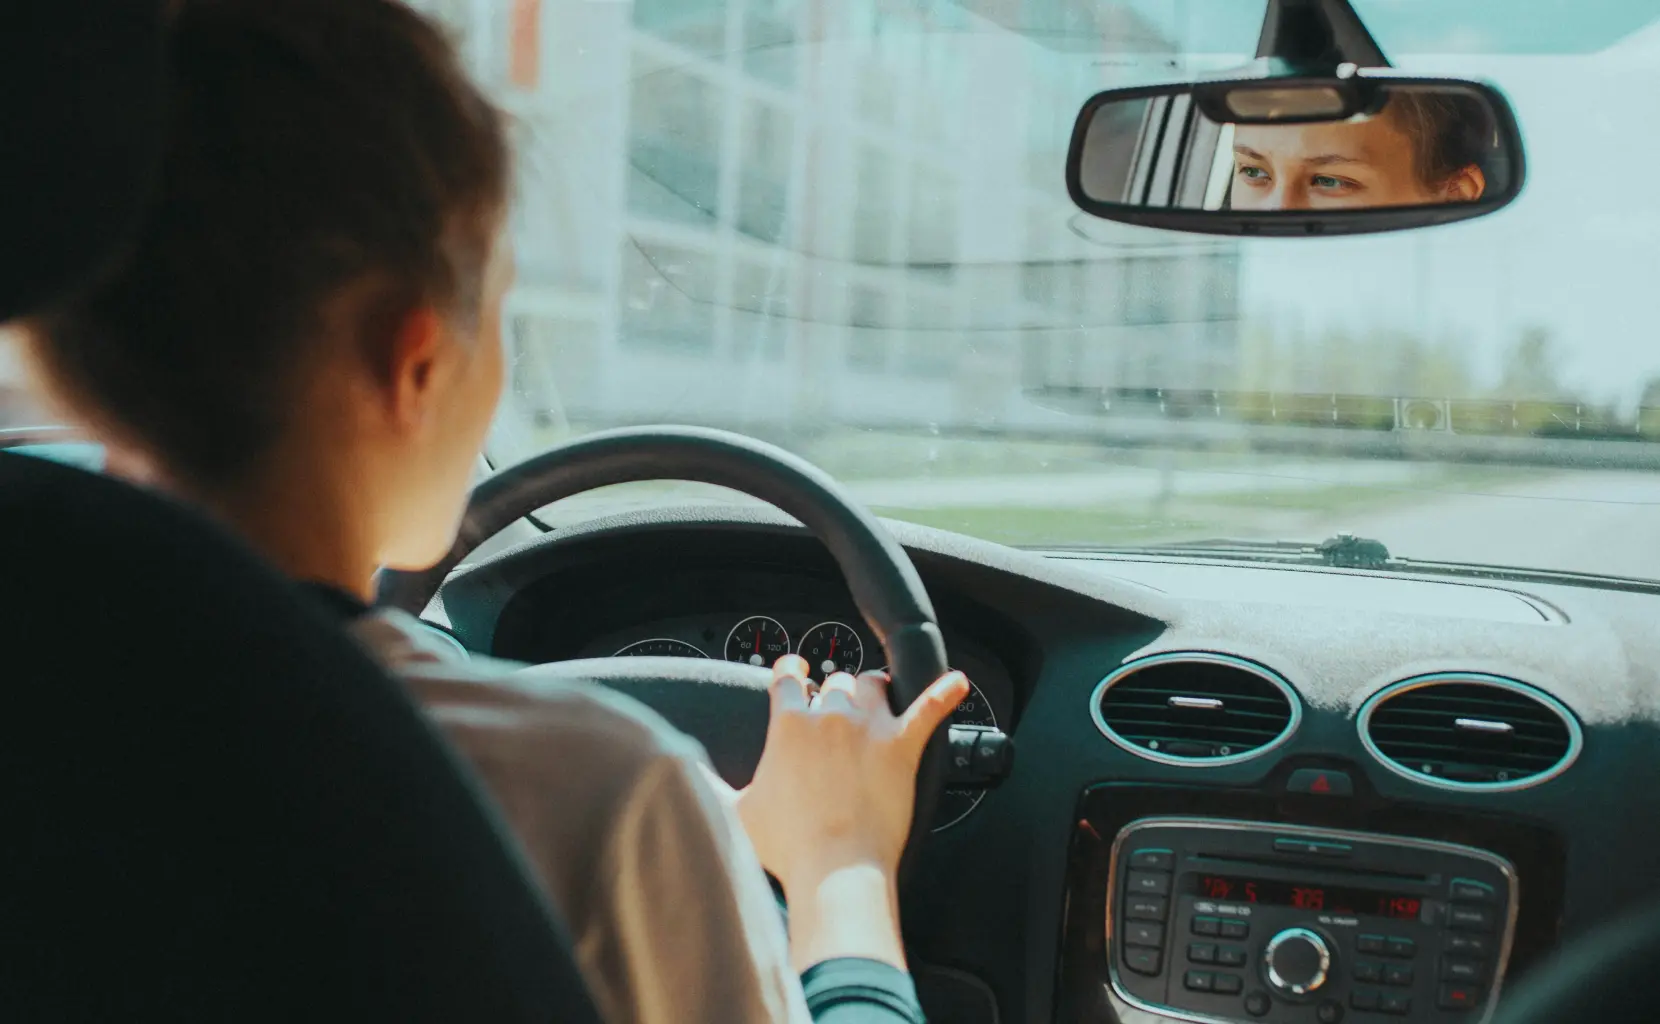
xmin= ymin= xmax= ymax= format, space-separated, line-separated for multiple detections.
xmin=1488 ymin=900 xmax=1660 ymax=1024
xmin=376 ymin=425 xmax=953 ymax=870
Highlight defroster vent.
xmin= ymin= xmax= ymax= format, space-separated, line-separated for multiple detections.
xmin=1090 ymin=652 xmax=1301 ymax=766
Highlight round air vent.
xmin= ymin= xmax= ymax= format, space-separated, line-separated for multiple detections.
xmin=1358 ymin=673 xmax=1581 ymax=791
xmin=1089 ymin=652 xmax=1301 ymax=766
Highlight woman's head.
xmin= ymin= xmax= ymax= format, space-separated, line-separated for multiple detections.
xmin=21 ymin=0 xmax=511 ymax=576
xmin=1230 ymin=89 xmax=1490 ymax=210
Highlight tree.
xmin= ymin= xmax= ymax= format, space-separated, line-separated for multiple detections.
xmin=1493 ymin=326 xmax=1564 ymax=402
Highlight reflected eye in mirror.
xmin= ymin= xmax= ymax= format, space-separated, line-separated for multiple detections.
xmin=1066 ymin=74 xmax=1525 ymax=237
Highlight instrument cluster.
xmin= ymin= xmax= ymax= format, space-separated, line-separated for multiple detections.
xmin=602 ymin=611 xmax=1009 ymax=830
xmin=614 ymin=614 xmax=867 ymax=680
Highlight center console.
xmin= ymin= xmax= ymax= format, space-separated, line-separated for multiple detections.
xmin=1107 ymin=818 xmax=1518 ymax=1023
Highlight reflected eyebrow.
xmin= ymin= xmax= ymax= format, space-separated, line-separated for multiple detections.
xmin=1233 ymin=143 xmax=1369 ymax=168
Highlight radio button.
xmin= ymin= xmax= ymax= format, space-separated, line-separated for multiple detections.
xmin=1449 ymin=878 xmax=1495 ymax=902
xmin=1129 ymin=849 xmax=1175 ymax=870
xmin=1441 ymin=956 xmax=1485 ymax=983
xmin=1316 ymin=1001 xmax=1345 ymax=1024
xmin=1126 ymin=871 xmax=1171 ymax=896
xmin=1193 ymin=916 xmax=1222 ymax=937
xmin=1445 ymin=933 xmax=1491 ymax=957
xmin=1214 ymin=973 xmax=1244 ymax=995
xmin=1188 ymin=943 xmax=1217 ymax=964
xmin=1379 ymin=993 xmax=1411 ymax=1015
xmin=1357 ymin=934 xmax=1387 ymax=954
xmin=1220 ymin=919 xmax=1250 ymax=940
xmin=1350 ymin=989 xmax=1379 ymax=1011
xmin=1124 ymin=947 xmax=1162 ymax=975
xmin=1385 ymin=936 xmax=1417 ymax=959
xmin=1217 ymin=945 xmax=1248 ymax=968
xmin=1448 ymin=904 xmax=1496 ymax=932
xmin=1353 ymin=961 xmax=1382 ymax=983
xmin=1125 ymin=895 xmax=1168 ymax=921
xmin=1438 ymin=983 xmax=1482 ymax=1011
xmin=1245 ymin=991 xmax=1272 ymax=1017
xmin=1124 ymin=922 xmax=1164 ymax=948
xmin=1184 ymin=970 xmax=1215 ymax=992
xmin=1264 ymin=927 xmax=1332 ymax=997
xmin=1383 ymin=963 xmax=1414 ymax=987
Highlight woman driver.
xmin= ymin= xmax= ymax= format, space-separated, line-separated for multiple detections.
xmin=16 ymin=1 xmax=968 ymax=1021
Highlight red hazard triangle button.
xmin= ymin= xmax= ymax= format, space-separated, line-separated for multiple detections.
xmin=1287 ymin=768 xmax=1354 ymax=797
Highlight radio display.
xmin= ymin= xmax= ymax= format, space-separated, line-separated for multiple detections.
xmin=1196 ymin=874 xmax=1423 ymax=921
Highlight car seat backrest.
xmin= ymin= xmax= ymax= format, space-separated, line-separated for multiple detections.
xmin=0 ymin=450 xmax=600 ymax=1022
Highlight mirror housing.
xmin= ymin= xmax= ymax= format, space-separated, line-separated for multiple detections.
xmin=1065 ymin=71 xmax=1526 ymax=238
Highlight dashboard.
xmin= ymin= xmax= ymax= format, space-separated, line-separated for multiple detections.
xmin=435 ymin=503 xmax=1660 ymax=1024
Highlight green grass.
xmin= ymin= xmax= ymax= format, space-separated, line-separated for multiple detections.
xmin=872 ymin=504 xmax=1225 ymax=547
xmin=873 ymin=468 xmax=1542 ymax=548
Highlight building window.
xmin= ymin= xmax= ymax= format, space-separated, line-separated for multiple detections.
xmin=627 ymin=65 xmax=724 ymax=225
xmin=743 ymin=0 xmax=799 ymax=88
xmin=847 ymin=287 xmax=888 ymax=370
xmin=852 ymin=146 xmax=894 ymax=263
xmin=633 ymin=0 xmax=728 ymax=56
xmin=738 ymin=99 xmax=793 ymax=243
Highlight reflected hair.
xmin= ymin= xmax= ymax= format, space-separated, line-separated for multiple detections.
xmin=1384 ymin=89 xmax=1494 ymax=189
xmin=27 ymin=0 xmax=509 ymax=489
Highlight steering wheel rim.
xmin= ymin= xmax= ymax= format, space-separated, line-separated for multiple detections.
xmin=376 ymin=424 xmax=953 ymax=867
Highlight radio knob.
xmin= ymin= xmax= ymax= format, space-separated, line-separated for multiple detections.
xmin=1263 ymin=927 xmax=1332 ymax=997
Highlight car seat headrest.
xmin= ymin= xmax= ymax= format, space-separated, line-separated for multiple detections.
xmin=0 ymin=0 xmax=169 ymax=321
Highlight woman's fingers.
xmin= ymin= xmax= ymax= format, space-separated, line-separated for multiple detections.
xmin=897 ymin=671 xmax=970 ymax=752
xmin=770 ymin=654 xmax=812 ymax=714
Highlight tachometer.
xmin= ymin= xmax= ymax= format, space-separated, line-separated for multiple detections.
xmin=613 ymin=638 xmax=708 ymax=658
xmin=797 ymin=621 xmax=864 ymax=680
xmin=724 ymin=616 xmax=791 ymax=667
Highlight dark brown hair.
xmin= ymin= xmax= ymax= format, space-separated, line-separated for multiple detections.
xmin=1385 ymin=89 xmax=1494 ymax=191
xmin=28 ymin=0 xmax=509 ymax=488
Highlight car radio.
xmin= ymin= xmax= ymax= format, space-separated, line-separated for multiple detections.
xmin=1107 ymin=818 xmax=1517 ymax=1023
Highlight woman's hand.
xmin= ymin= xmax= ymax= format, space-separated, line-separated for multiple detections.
xmin=734 ymin=654 xmax=969 ymax=970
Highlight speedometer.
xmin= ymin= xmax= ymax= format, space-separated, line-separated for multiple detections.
xmin=725 ymin=616 xmax=791 ymax=666
xmin=614 ymin=638 xmax=708 ymax=658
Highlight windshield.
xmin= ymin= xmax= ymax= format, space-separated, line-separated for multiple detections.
xmin=18 ymin=0 xmax=1656 ymax=581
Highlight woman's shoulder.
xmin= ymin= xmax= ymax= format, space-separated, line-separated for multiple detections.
xmin=349 ymin=607 xmax=712 ymax=774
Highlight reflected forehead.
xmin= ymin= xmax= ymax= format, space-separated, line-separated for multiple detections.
xmin=1232 ymin=118 xmax=1405 ymax=165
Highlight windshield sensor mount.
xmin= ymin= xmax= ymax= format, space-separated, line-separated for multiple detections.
xmin=1315 ymin=532 xmax=1392 ymax=568
xmin=1255 ymin=0 xmax=1390 ymax=72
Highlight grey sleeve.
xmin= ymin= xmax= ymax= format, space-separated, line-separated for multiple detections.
xmin=586 ymin=751 xmax=814 ymax=1024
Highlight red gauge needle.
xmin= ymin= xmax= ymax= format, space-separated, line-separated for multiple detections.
xmin=753 ymin=630 xmax=761 ymax=656
xmin=828 ymin=636 xmax=838 ymax=661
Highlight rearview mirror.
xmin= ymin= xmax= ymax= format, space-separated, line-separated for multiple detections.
xmin=1065 ymin=75 xmax=1525 ymax=237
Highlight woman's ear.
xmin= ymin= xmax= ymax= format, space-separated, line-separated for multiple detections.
xmin=1442 ymin=164 xmax=1486 ymax=202
xmin=380 ymin=304 xmax=446 ymax=435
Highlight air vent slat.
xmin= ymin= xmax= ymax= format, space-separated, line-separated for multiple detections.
xmin=1101 ymin=701 xmax=1290 ymax=722
xmin=1360 ymin=675 xmax=1580 ymax=791
xmin=1092 ymin=654 xmax=1300 ymax=765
